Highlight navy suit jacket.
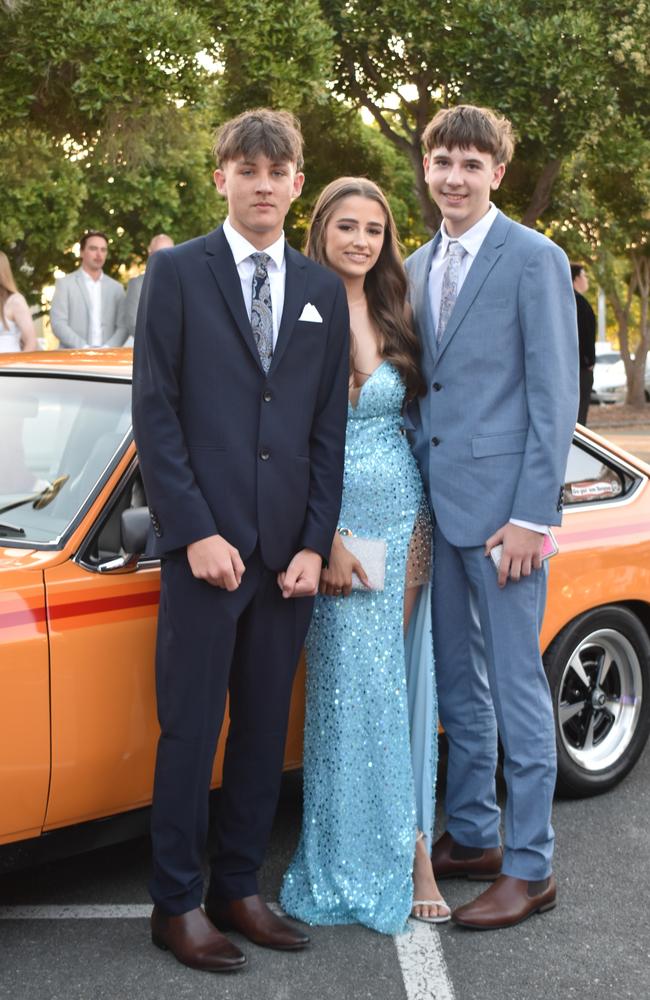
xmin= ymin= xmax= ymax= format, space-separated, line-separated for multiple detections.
xmin=132 ymin=225 xmax=349 ymax=570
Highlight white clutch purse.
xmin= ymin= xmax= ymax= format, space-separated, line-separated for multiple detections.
xmin=338 ymin=530 xmax=387 ymax=591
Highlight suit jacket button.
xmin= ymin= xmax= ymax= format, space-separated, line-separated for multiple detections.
xmin=259 ymin=448 xmax=270 ymax=461
xmin=432 ymin=382 xmax=442 ymax=391
xmin=263 ymin=389 xmax=272 ymax=402
xmin=431 ymin=436 xmax=440 ymax=447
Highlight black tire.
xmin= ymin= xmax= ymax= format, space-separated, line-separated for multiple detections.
xmin=543 ymin=605 xmax=650 ymax=797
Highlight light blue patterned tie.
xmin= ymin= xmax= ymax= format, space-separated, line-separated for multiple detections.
xmin=251 ymin=252 xmax=273 ymax=372
xmin=436 ymin=240 xmax=467 ymax=343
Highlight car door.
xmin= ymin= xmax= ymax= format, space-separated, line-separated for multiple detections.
xmin=42 ymin=464 xmax=162 ymax=831
xmin=0 ymin=565 xmax=50 ymax=845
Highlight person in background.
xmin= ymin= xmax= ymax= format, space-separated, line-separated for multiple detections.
xmin=50 ymin=230 xmax=126 ymax=349
xmin=0 ymin=251 xmax=37 ymax=352
xmin=124 ymin=234 xmax=174 ymax=345
xmin=571 ymin=263 xmax=597 ymax=426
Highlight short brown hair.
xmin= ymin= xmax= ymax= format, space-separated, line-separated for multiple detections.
xmin=80 ymin=230 xmax=108 ymax=250
xmin=213 ymin=108 xmax=304 ymax=170
xmin=422 ymin=105 xmax=515 ymax=165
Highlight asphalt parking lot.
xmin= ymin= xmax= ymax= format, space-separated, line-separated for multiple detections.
xmin=588 ymin=406 xmax=650 ymax=464
xmin=1 ymin=743 xmax=650 ymax=1000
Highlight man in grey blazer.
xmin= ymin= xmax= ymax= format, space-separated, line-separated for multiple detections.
xmin=51 ymin=230 xmax=126 ymax=348
xmin=124 ymin=234 xmax=174 ymax=344
xmin=405 ymin=106 xmax=578 ymax=929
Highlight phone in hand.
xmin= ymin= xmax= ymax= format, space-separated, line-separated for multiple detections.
xmin=489 ymin=528 xmax=559 ymax=572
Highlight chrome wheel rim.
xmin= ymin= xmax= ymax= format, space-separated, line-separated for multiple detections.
xmin=557 ymin=628 xmax=643 ymax=772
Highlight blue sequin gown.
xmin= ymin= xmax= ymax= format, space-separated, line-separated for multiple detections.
xmin=280 ymin=362 xmax=437 ymax=935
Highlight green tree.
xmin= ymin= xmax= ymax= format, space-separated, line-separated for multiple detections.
xmin=0 ymin=0 xmax=215 ymax=298
xmin=551 ymin=119 xmax=650 ymax=408
xmin=207 ymin=0 xmax=333 ymax=116
xmin=0 ymin=125 xmax=87 ymax=301
xmin=320 ymin=0 xmax=647 ymax=232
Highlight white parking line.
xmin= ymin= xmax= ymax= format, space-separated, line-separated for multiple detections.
xmin=0 ymin=903 xmax=457 ymax=999
xmin=0 ymin=905 xmax=151 ymax=919
xmin=395 ymin=920 xmax=456 ymax=1000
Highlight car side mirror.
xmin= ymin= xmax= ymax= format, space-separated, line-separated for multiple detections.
xmin=96 ymin=506 xmax=151 ymax=574
xmin=121 ymin=506 xmax=151 ymax=555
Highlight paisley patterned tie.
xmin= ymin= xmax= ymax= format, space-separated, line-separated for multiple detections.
xmin=436 ymin=240 xmax=467 ymax=343
xmin=251 ymin=252 xmax=273 ymax=372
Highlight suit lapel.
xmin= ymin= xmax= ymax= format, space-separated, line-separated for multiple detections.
xmin=436 ymin=211 xmax=511 ymax=361
xmin=414 ymin=235 xmax=440 ymax=366
xmin=75 ymin=270 xmax=92 ymax=322
xmin=269 ymin=245 xmax=307 ymax=374
xmin=205 ymin=226 xmax=263 ymax=371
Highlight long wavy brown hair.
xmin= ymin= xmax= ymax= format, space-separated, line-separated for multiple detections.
xmin=305 ymin=177 xmax=425 ymax=400
xmin=0 ymin=251 xmax=18 ymax=331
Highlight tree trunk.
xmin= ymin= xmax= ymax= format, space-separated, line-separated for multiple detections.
xmin=521 ymin=158 xmax=563 ymax=229
xmin=407 ymin=143 xmax=440 ymax=235
xmin=607 ymin=269 xmax=645 ymax=409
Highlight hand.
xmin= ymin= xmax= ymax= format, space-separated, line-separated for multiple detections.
xmin=277 ymin=548 xmax=323 ymax=598
xmin=186 ymin=534 xmax=245 ymax=590
xmin=318 ymin=533 xmax=371 ymax=597
xmin=484 ymin=523 xmax=545 ymax=589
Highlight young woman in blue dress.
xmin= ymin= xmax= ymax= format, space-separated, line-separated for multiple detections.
xmin=280 ymin=178 xmax=448 ymax=932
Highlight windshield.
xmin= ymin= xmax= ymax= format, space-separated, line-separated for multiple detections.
xmin=595 ymin=352 xmax=620 ymax=365
xmin=0 ymin=374 xmax=131 ymax=545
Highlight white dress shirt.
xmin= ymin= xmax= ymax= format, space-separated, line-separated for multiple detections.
xmin=427 ymin=203 xmax=498 ymax=332
xmin=428 ymin=204 xmax=547 ymax=536
xmin=81 ymin=269 xmax=103 ymax=346
xmin=223 ymin=217 xmax=285 ymax=347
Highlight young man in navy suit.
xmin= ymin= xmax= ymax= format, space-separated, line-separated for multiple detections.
xmin=133 ymin=109 xmax=349 ymax=971
xmin=405 ymin=106 xmax=578 ymax=929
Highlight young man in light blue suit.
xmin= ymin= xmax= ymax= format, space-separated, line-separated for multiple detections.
xmin=405 ymin=105 xmax=578 ymax=929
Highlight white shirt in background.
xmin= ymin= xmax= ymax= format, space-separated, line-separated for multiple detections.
xmin=81 ymin=269 xmax=103 ymax=346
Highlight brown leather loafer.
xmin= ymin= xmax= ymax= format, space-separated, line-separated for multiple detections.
xmin=205 ymin=894 xmax=310 ymax=951
xmin=452 ymin=874 xmax=557 ymax=930
xmin=432 ymin=831 xmax=503 ymax=880
xmin=150 ymin=905 xmax=246 ymax=972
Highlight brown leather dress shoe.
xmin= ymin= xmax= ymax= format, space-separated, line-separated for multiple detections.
xmin=432 ymin=831 xmax=503 ymax=880
xmin=205 ymin=894 xmax=310 ymax=951
xmin=452 ymin=874 xmax=557 ymax=930
xmin=150 ymin=905 xmax=246 ymax=972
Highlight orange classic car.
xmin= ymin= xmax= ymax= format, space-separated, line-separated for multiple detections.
xmin=1 ymin=350 xmax=649 ymax=862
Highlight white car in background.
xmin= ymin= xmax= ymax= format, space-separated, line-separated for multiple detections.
xmin=591 ymin=345 xmax=625 ymax=404
xmin=591 ymin=343 xmax=650 ymax=405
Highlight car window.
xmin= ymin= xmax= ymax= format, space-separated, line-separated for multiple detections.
xmin=564 ymin=441 xmax=633 ymax=506
xmin=594 ymin=353 xmax=620 ymax=366
xmin=0 ymin=375 xmax=131 ymax=545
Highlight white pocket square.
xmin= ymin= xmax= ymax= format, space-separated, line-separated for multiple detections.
xmin=298 ymin=302 xmax=323 ymax=323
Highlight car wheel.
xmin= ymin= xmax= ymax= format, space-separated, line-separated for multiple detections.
xmin=543 ymin=606 xmax=650 ymax=797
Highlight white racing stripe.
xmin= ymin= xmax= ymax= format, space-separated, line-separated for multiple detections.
xmin=394 ymin=919 xmax=456 ymax=1000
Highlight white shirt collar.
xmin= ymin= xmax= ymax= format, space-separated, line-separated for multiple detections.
xmin=81 ymin=268 xmax=103 ymax=283
xmin=223 ymin=217 xmax=285 ymax=270
xmin=440 ymin=203 xmax=498 ymax=258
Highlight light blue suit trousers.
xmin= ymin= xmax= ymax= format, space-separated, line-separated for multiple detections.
xmin=405 ymin=210 xmax=579 ymax=879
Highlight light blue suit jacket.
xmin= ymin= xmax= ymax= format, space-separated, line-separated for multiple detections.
xmin=50 ymin=269 xmax=126 ymax=349
xmin=405 ymin=210 xmax=579 ymax=547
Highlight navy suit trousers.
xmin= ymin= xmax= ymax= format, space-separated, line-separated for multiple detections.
xmin=149 ymin=548 xmax=314 ymax=914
